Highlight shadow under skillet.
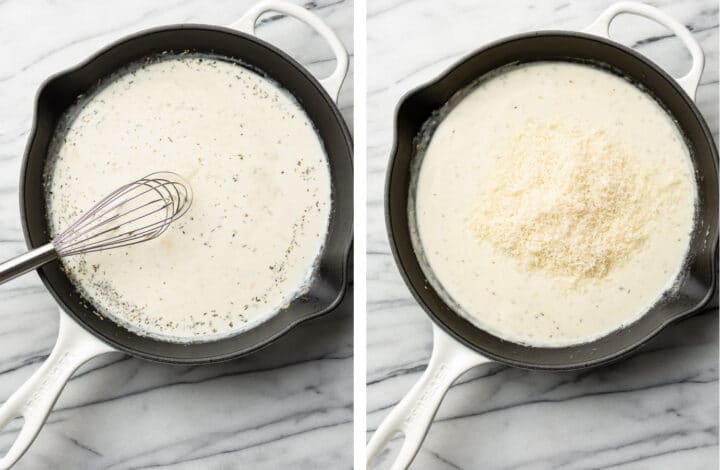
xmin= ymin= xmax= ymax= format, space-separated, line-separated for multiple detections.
xmin=89 ymin=252 xmax=354 ymax=374
xmin=404 ymin=308 xmax=718 ymax=469
xmin=4 ymin=267 xmax=353 ymax=469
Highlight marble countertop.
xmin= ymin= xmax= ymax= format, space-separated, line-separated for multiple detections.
xmin=367 ymin=1 xmax=718 ymax=469
xmin=0 ymin=0 xmax=353 ymax=468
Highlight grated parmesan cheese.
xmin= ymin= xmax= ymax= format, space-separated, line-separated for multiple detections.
xmin=471 ymin=118 xmax=686 ymax=280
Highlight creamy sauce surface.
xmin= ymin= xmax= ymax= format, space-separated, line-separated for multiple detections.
xmin=46 ymin=54 xmax=331 ymax=342
xmin=411 ymin=62 xmax=696 ymax=347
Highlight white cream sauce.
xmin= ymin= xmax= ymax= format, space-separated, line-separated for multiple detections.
xmin=411 ymin=61 xmax=697 ymax=347
xmin=45 ymin=54 xmax=331 ymax=342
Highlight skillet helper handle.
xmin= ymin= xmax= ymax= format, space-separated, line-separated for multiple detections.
xmin=230 ymin=0 xmax=349 ymax=101
xmin=367 ymin=324 xmax=491 ymax=470
xmin=585 ymin=1 xmax=704 ymax=99
xmin=0 ymin=244 xmax=57 ymax=285
xmin=0 ymin=312 xmax=115 ymax=470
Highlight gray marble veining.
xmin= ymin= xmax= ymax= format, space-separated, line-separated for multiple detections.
xmin=367 ymin=1 xmax=718 ymax=469
xmin=0 ymin=0 xmax=353 ymax=468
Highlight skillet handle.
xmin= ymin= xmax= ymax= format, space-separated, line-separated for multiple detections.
xmin=0 ymin=311 xmax=115 ymax=469
xmin=585 ymin=1 xmax=704 ymax=99
xmin=366 ymin=324 xmax=491 ymax=470
xmin=230 ymin=0 xmax=349 ymax=102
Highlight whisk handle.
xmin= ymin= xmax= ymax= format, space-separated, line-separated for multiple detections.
xmin=0 ymin=244 xmax=58 ymax=284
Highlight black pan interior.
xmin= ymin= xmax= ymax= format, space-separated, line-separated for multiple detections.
xmin=387 ymin=32 xmax=718 ymax=370
xmin=21 ymin=25 xmax=353 ymax=364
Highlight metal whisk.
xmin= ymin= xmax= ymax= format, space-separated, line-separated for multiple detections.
xmin=0 ymin=172 xmax=192 ymax=284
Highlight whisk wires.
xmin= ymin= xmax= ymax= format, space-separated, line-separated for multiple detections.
xmin=52 ymin=172 xmax=192 ymax=256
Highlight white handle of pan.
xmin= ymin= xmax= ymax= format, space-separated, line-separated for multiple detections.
xmin=585 ymin=1 xmax=704 ymax=99
xmin=367 ymin=323 xmax=492 ymax=470
xmin=0 ymin=310 xmax=115 ymax=469
xmin=229 ymin=0 xmax=349 ymax=102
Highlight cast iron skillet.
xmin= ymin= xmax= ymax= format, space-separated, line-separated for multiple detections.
xmin=0 ymin=2 xmax=351 ymax=468
xmin=368 ymin=3 xmax=718 ymax=469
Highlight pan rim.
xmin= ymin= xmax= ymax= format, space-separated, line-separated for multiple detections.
xmin=385 ymin=30 xmax=718 ymax=371
xmin=19 ymin=23 xmax=353 ymax=364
